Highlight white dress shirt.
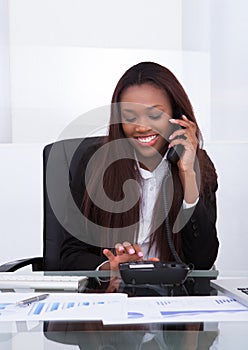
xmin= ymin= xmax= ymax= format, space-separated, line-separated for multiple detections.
xmin=137 ymin=153 xmax=199 ymax=259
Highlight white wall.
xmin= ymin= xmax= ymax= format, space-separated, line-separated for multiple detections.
xmin=0 ymin=0 xmax=11 ymax=142
xmin=182 ymin=0 xmax=248 ymax=271
xmin=0 ymin=0 xmax=248 ymax=272
xmin=209 ymin=0 xmax=248 ymax=271
xmin=0 ymin=143 xmax=44 ymax=263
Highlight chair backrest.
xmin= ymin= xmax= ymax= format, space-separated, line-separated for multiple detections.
xmin=42 ymin=136 xmax=104 ymax=270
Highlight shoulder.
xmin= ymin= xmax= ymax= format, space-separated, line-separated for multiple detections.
xmin=198 ymin=149 xmax=216 ymax=171
xmin=197 ymin=148 xmax=218 ymax=195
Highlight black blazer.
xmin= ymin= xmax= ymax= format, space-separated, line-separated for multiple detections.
xmin=60 ymin=137 xmax=219 ymax=271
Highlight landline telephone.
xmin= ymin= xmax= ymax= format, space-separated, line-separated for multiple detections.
xmin=119 ymin=106 xmax=191 ymax=286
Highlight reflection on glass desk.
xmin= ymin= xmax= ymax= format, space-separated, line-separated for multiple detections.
xmin=0 ymin=270 xmax=248 ymax=350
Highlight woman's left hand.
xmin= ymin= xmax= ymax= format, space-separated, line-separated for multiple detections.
xmin=169 ymin=115 xmax=198 ymax=172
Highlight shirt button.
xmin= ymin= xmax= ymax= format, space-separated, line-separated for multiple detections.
xmin=150 ymin=187 xmax=154 ymax=191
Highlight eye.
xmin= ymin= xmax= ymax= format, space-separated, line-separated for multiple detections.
xmin=149 ymin=113 xmax=162 ymax=120
xmin=123 ymin=116 xmax=137 ymax=123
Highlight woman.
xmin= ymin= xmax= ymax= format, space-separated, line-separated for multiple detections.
xmin=60 ymin=61 xmax=219 ymax=271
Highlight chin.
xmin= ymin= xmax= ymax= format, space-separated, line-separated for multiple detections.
xmin=135 ymin=147 xmax=162 ymax=160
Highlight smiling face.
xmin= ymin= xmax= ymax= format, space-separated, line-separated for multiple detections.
xmin=120 ymin=83 xmax=173 ymax=170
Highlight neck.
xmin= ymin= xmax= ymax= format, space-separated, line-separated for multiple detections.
xmin=138 ymin=154 xmax=163 ymax=172
xmin=137 ymin=145 xmax=168 ymax=172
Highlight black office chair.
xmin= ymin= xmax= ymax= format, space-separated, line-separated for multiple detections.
xmin=0 ymin=136 xmax=104 ymax=272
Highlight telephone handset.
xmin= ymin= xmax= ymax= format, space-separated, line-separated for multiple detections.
xmin=167 ymin=107 xmax=184 ymax=164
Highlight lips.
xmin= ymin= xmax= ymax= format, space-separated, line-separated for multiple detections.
xmin=135 ymin=134 xmax=159 ymax=146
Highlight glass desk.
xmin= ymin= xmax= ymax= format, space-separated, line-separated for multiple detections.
xmin=0 ymin=270 xmax=248 ymax=350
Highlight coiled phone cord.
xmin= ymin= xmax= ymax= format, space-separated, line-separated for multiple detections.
xmin=162 ymin=174 xmax=185 ymax=265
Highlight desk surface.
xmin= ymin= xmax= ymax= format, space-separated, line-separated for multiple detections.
xmin=0 ymin=270 xmax=248 ymax=350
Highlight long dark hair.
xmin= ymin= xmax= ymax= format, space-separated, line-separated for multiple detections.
xmin=82 ymin=62 xmax=217 ymax=261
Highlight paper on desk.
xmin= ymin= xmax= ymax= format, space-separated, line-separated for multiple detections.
xmin=0 ymin=292 xmax=127 ymax=322
xmin=2 ymin=293 xmax=248 ymax=324
xmin=103 ymin=295 xmax=248 ymax=325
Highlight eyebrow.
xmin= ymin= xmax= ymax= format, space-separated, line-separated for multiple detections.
xmin=122 ymin=105 xmax=164 ymax=113
xmin=146 ymin=105 xmax=164 ymax=110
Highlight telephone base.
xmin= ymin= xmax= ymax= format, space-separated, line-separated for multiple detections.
xmin=119 ymin=261 xmax=190 ymax=285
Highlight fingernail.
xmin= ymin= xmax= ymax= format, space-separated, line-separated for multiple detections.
xmin=129 ymin=248 xmax=135 ymax=254
xmin=169 ymin=134 xmax=173 ymax=140
xmin=138 ymin=252 xmax=143 ymax=257
xmin=169 ymin=118 xmax=176 ymax=123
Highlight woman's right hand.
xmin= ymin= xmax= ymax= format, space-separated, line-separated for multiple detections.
xmin=101 ymin=241 xmax=159 ymax=270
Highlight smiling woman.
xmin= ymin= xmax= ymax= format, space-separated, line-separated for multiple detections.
xmin=60 ymin=61 xmax=219 ymax=272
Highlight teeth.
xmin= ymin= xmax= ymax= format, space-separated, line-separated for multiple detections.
xmin=137 ymin=135 xmax=157 ymax=143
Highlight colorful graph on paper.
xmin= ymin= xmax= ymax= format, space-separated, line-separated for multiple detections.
xmin=0 ymin=293 xmax=127 ymax=322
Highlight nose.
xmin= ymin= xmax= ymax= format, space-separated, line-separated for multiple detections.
xmin=135 ymin=123 xmax=152 ymax=133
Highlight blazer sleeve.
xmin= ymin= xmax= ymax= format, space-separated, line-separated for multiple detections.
xmin=60 ymin=181 xmax=109 ymax=270
xmin=181 ymin=151 xmax=219 ymax=270
xmin=181 ymin=197 xmax=219 ymax=269
xmin=60 ymin=230 xmax=107 ymax=271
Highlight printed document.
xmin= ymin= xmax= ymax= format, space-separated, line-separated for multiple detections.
xmin=0 ymin=293 xmax=248 ymax=324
